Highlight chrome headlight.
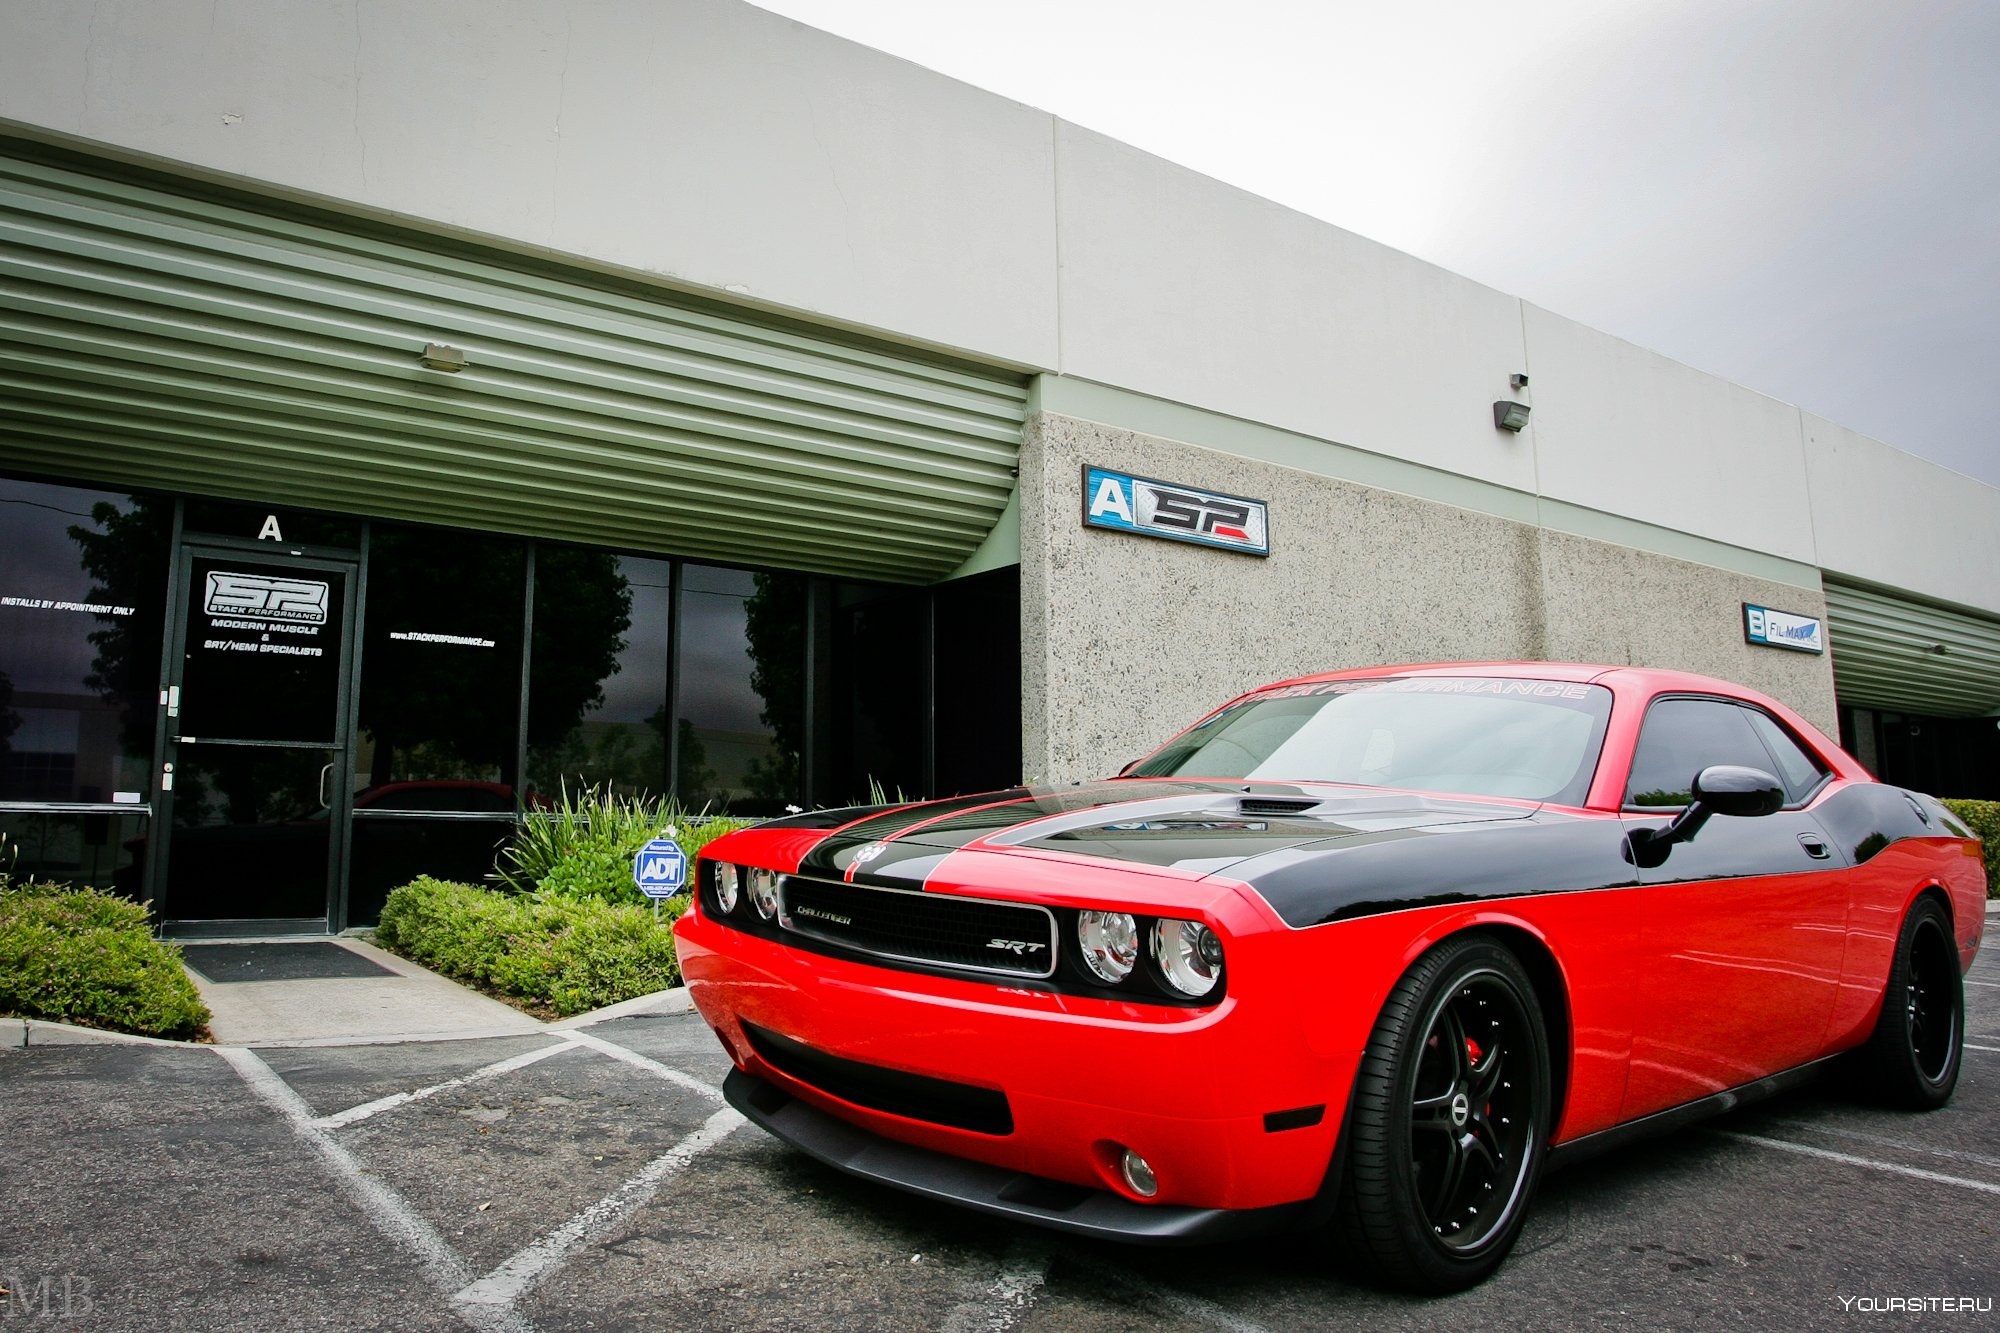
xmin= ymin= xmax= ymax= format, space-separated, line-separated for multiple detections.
xmin=711 ymin=862 xmax=740 ymax=915
xmin=748 ymin=867 xmax=781 ymax=920
xmin=1076 ymin=910 xmax=1139 ymax=983
xmin=1151 ymin=918 xmax=1224 ymax=998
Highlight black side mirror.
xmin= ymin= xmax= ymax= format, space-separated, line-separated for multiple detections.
xmin=1629 ymin=765 xmax=1784 ymax=868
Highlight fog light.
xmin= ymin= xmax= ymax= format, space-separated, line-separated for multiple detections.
xmin=713 ymin=863 xmax=740 ymax=915
xmin=1119 ymin=1148 xmax=1158 ymax=1198
xmin=748 ymin=867 xmax=780 ymax=919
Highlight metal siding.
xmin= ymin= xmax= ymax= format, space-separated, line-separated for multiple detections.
xmin=0 ymin=152 xmax=1026 ymax=582
xmin=1824 ymin=580 xmax=2000 ymax=716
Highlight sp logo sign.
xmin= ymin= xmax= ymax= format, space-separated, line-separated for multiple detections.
xmin=203 ymin=572 xmax=331 ymax=624
xmin=1082 ymin=466 xmax=1270 ymax=556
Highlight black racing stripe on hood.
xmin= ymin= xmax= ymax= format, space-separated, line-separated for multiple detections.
xmin=753 ymin=804 xmax=891 ymax=831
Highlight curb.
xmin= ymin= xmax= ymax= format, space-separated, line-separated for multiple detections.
xmin=547 ymin=986 xmax=694 ymax=1030
xmin=4 ymin=1016 xmax=196 ymax=1049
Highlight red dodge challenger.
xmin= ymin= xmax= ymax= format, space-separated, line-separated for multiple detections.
xmin=673 ymin=663 xmax=1985 ymax=1291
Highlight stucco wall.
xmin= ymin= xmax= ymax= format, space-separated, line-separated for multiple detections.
xmin=1023 ymin=411 xmax=1838 ymax=783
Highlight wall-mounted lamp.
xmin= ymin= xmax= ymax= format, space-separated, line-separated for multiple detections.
xmin=419 ymin=342 xmax=467 ymax=372
xmin=1510 ymin=373 xmax=1530 ymax=389
xmin=1493 ymin=400 xmax=1532 ymax=432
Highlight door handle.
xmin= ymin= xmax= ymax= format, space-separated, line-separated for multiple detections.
xmin=319 ymin=763 xmax=334 ymax=810
xmin=1797 ymin=832 xmax=1831 ymax=859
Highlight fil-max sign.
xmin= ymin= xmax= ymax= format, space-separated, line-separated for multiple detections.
xmin=1743 ymin=603 xmax=1825 ymax=654
xmin=1082 ymin=466 xmax=1270 ymax=556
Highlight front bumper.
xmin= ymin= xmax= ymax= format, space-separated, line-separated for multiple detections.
xmin=677 ymin=906 xmax=1358 ymax=1217
xmin=725 ymin=1066 xmax=1338 ymax=1245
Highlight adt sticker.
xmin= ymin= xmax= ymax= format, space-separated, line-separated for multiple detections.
xmin=632 ymin=837 xmax=687 ymax=898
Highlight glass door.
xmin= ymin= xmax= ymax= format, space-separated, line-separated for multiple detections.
xmin=157 ymin=548 xmax=358 ymax=930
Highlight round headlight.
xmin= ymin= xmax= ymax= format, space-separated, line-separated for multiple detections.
xmin=712 ymin=862 xmax=740 ymax=915
xmin=1151 ymin=918 xmax=1223 ymax=998
xmin=1076 ymin=910 xmax=1139 ymax=983
xmin=748 ymin=867 xmax=781 ymax=920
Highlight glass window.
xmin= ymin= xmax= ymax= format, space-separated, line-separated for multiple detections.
xmin=1624 ymin=698 xmax=1774 ymax=808
xmin=0 ymin=479 xmax=170 ymax=804
xmin=933 ymin=569 xmax=1020 ymax=797
xmin=355 ymin=526 xmax=525 ymax=801
xmin=0 ymin=809 xmax=148 ymax=893
xmin=345 ymin=817 xmax=512 ymax=927
xmin=677 ymin=565 xmax=806 ymax=815
xmin=824 ymin=583 xmax=925 ymax=804
xmin=1134 ymin=677 xmax=1611 ymax=806
xmin=1744 ymin=709 xmax=1830 ymax=802
xmin=526 ymin=551 xmax=662 ymax=802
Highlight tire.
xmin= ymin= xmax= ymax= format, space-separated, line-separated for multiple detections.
xmin=1855 ymin=896 xmax=1962 ymax=1110
xmin=1334 ymin=935 xmax=1552 ymax=1292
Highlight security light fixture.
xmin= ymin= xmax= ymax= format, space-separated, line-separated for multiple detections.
xmin=419 ymin=342 xmax=467 ymax=372
xmin=1510 ymin=373 xmax=1530 ymax=389
xmin=1493 ymin=400 xmax=1532 ymax=432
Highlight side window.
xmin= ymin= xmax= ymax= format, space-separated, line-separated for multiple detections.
xmin=1624 ymin=698 xmax=1772 ymax=808
xmin=1743 ymin=709 xmax=1829 ymax=803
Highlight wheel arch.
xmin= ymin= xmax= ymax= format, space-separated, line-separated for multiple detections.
xmin=1431 ymin=921 xmax=1574 ymax=1144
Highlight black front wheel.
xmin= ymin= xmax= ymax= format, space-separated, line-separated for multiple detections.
xmin=1335 ymin=936 xmax=1552 ymax=1292
xmin=1856 ymin=896 xmax=1962 ymax=1110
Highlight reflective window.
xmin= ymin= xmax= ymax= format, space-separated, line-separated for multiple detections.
xmin=0 ymin=479 xmax=169 ymax=804
xmin=526 ymin=551 xmax=662 ymax=802
xmin=677 ymin=566 xmax=805 ymax=814
xmin=356 ymin=526 xmax=525 ymax=797
xmin=1625 ymin=698 xmax=1775 ymax=808
xmin=179 ymin=555 xmax=348 ymax=743
xmin=933 ymin=569 xmax=1020 ymax=797
xmin=1744 ymin=708 xmax=1830 ymax=802
xmin=0 ymin=809 xmax=148 ymax=893
xmin=826 ymin=583 xmax=925 ymax=803
xmin=346 ymin=817 xmax=512 ymax=927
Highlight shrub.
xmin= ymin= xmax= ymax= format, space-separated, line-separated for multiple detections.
xmin=500 ymin=784 xmax=750 ymax=905
xmin=0 ymin=879 xmax=211 ymax=1040
xmin=375 ymin=876 xmax=684 ymax=1016
xmin=1940 ymin=799 xmax=2000 ymax=899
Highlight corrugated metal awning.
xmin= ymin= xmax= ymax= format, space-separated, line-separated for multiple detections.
xmin=0 ymin=146 xmax=1026 ymax=583
xmin=1825 ymin=579 xmax=2000 ymax=716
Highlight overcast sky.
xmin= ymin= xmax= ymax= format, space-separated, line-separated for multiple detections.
xmin=752 ymin=0 xmax=2000 ymax=488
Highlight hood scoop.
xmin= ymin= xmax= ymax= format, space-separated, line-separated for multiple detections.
xmin=1236 ymin=796 xmax=1323 ymax=817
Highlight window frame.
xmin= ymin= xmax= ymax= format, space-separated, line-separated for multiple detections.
xmin=1622 ymin=692 xmax=1836 ymax=813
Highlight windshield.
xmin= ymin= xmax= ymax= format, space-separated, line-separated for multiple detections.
xmin=1129 ymin=677 xmax=1612 ymax=805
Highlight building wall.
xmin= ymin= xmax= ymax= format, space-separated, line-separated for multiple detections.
xmin=4 ymin=0 xmax=1997 ymax=627
xmin=1022 ymin=410 xmax=1838 ymax=784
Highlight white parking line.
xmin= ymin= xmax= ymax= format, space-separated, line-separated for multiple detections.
xmin=1967 ymin=1043 xmax=2000 ymax=1054
xmin=1718 ymin=1131 xmax=2000 ymax=1196
xmin=453 ymin=1104 xmax=745 ymax=1313
xmin=215 ymin=1046 xmax=534 ymax=1333
xmin=941 ymin=1238 xmax=1051 ymax=1333
xmin=313 ymin=1039 xmax=576 ymax=1131
xmin=554 ymin=1028 xmax=727 ymax=1103
xmin=1964 ymin=979 xmax=1999 ymax=988
xmin=1767 ymin=1120 xmax=2000 ymax=1172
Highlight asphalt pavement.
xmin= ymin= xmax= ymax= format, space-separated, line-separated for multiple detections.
xmin=2 ymin=932 xmax=1996 ymax=1331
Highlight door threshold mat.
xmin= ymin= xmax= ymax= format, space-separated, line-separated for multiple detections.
xmin=180 ymin=942 xmax=398 ymax=984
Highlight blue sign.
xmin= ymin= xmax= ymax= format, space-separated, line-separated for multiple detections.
xmin=1083 ymin=465 xmax=1270 ymax=556
xmin=632 ymin=837 xmax=687 ymax=898
xmin=1743 ymin=604 xmax=1826 ymax=655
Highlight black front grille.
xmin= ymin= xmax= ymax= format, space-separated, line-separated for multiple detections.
xmin=742 ymin=1021 xmax=1014 ymax=1135
xmin=779 ymin=875 xmax=1057 ymax=979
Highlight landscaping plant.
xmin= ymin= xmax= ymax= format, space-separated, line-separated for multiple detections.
xmin=0 ymin=839 xmax=211 ymax=1039
xmin=1940 ymin=799 xmax=1999 ymax=898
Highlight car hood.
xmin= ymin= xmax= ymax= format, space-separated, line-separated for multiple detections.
xmin=793 ymin=779 xmax=1542 ymax=882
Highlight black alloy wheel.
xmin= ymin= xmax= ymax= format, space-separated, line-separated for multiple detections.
xmin=1858 ymin=896 xmax=1962 ymax=1109
xmin=1335 ymin=936 xmax=1552 ymax=1292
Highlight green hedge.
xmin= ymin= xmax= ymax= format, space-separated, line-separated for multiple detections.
xmin=0 ymin=880 xmax=211 ymax=1039
xmin=500 ymin=785 xmax=749 ymax=905
xmin=375 ymin=876 xmax=684 ymax=1016
xmin=1940 ymin=799 xmax=2000 ymax=899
